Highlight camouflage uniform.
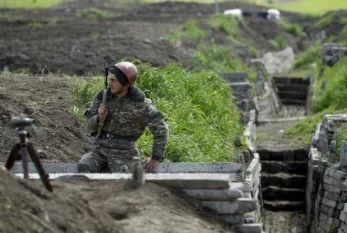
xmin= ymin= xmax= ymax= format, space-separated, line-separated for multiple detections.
xmin=77 ymin=86 xmax=169 ymax=173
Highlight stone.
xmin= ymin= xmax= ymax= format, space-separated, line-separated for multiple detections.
xmin=341 ymin=141 xmax=347 ymax=171
xmin=243 ymin=151 xmax=251 ymax=163
xmin=219 ymin=214 xmax=245 ymax=225
xmin=233 ymin=223 xmax=263 ymax=233
xmin=318 ymin=131 xmax=329 ymax=154
xmin=238 ymin=154 xmax=245 ymax=166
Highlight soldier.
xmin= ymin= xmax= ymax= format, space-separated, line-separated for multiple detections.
xmin=77 ymin=62 xmax=169 ymax=173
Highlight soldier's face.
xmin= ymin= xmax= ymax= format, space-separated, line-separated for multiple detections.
xmin=108 ymin=73 xmax=124 ymax=93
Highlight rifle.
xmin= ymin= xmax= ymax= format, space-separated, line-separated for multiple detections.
xmin=5 ymin=117 xmax=53 ymax=192
xmin=96 ymin=64 xmax=108 ymax=138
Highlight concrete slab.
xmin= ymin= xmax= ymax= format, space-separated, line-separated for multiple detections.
xmin=156 ymin=162 xmax=244 ymax=173
xmin=2 ymin=162 xmax=245 ymax=174
xmin=183 ymin=188 xmax=243 ymax=201
xmin=233 ymin=223 xmax=263 ymax=233
xmin=2 ymin=162 xmax=77 ymax=173
xmin=14 ymin=173 xmax=233 ymax=189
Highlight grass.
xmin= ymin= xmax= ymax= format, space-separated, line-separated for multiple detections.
xmin=313 ymin=58 xmax=347 ymax=112
xmin=72 ymin=62 xmax=245 ymax=162
xmin=283 ymin=58 xmax=347 ymax=145
xmin=260 ymin=0 xmax=347 ymax=15
xmin=143 ymin=0 xmax=347 ymax=15
xmin=165 ymin=20 xmax=205 ymax=46
xmin=268 ymin=36 xmax=288 ymax=51
xmin=0 ymin=0 xmax=70 ymax=8
xmin=208 ymin=14 xmax=239 ymax=40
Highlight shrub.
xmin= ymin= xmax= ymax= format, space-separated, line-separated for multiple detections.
xmin=269 ymin=36 xmax=288 ymax=51
xmin=208 ymin=13 xmax=239 ymax=39
xmin=282 ymin=23 xmax=304 ymax=38
xmin=28 ymin=21 xmax=44 ymax=29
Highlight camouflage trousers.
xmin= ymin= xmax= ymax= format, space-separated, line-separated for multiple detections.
xmin=77 ymin=138 xmax=139 ymax=173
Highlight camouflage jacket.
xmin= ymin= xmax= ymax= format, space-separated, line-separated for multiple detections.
xmin=86 ymin=87 xmax=169 ymax=160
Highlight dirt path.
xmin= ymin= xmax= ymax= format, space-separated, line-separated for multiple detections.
xmin=263 ymin=210 xmax=308 ymax=233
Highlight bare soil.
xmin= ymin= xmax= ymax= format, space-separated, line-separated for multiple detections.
xmin=0 ymin=74 xmax=91 ymax=163
xmin=0 ymin=0 xmax=308 ymax=75
xmin=0 ymin=167 xmax=234 ymax=233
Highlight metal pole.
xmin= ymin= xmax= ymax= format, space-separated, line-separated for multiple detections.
xmin=214 ymin=0 xmax=219 ymax=13
xmin=3 ymin=0 xmax=7 ymax=8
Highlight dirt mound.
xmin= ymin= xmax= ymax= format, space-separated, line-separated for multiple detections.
xmin=0 ymin=167 xmax=234 ymax=233
xmin=0 ymin=167 xmax=125 ymax=233
xmin=0 ymin=74 xmax=91 ymax=162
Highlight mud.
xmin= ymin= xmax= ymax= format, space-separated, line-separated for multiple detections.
xmin=0 ymin=167 xmax=234 ymax=233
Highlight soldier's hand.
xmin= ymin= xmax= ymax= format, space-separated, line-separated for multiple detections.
xmin=98 ymin=104 xmax=108 ymax=122
xmin=144 ymin=159 xmax=159 ymax=173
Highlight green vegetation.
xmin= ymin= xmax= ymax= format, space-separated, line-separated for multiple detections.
xmin=208 ymin=14 xmax=239 ymax=40
xmin=166 ymin=14 xmax=256 ymax=81
xmin=282 ymin=108 xmax=332 ymax=144
xmin=72 ymin=62 xmax=245 ymax=162
xmin=269 ymin=36 xmax=288 ymax=51
xmin=193 ymin=41 xmax=257 ymax=82
xmin=28 ymin=21 xmax=44 ymax=29
xmin=261 ymin=0 xmax=347 ymax=15
xmin=292 ymin=43 xmax=322 ymax=71
xmin=76 ymin=8 xmax=113 ymax=20
xmin=314 ymin=12 xmax=335 ymax=29
xmin=280 ymin=22 xmax=303 ymax=38
xmin=313 ymin=58 xmax=347 ymax=112
xmin=166 ymin=20 xmax=205 ymax=46
xmin=283 ymin=58 xmax=347 ymax=144
xmin=0 ymin=0 xmax=70 ymax=8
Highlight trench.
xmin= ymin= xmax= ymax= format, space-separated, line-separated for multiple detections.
xmin=256 ymin=76 xmax=311 ymax=233
xmin=258 ymin=149 xmax=309 ymax=233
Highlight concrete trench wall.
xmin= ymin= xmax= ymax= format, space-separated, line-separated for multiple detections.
xmin=272 ymin=76 xmax=310 ymax=106
xmin=258 ymin=149 xmax=309 ymax=211
xmin=306 ymin=114 xmax=347 ymax=233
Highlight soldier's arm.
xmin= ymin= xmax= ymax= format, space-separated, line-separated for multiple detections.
xmin=86 ymin=91 xmax=103 ymax=132
xmin=144 ymin=101 xmax=169 ymax=160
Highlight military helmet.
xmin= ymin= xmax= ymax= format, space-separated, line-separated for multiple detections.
xmin=114 ymin=62 xmax=138 ymax=86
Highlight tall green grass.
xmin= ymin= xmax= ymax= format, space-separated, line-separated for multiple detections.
xmin=313 ymin=58 xmax=347 ymax=112
xmin=208 ymin=14 xmax=239 ymax=40
xmin=0 ymin=0 xmax=68 ymax=8
xmin=262 ymin=0 xmax=347 ymax=15
xmin=72 ymin=62 xmax=244 ymax=162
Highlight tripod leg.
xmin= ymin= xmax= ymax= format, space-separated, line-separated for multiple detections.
xmin=5 ymin=143 xmax=20 ymax=170
xmin=27 ymin=143 xmax=53 ymax=192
